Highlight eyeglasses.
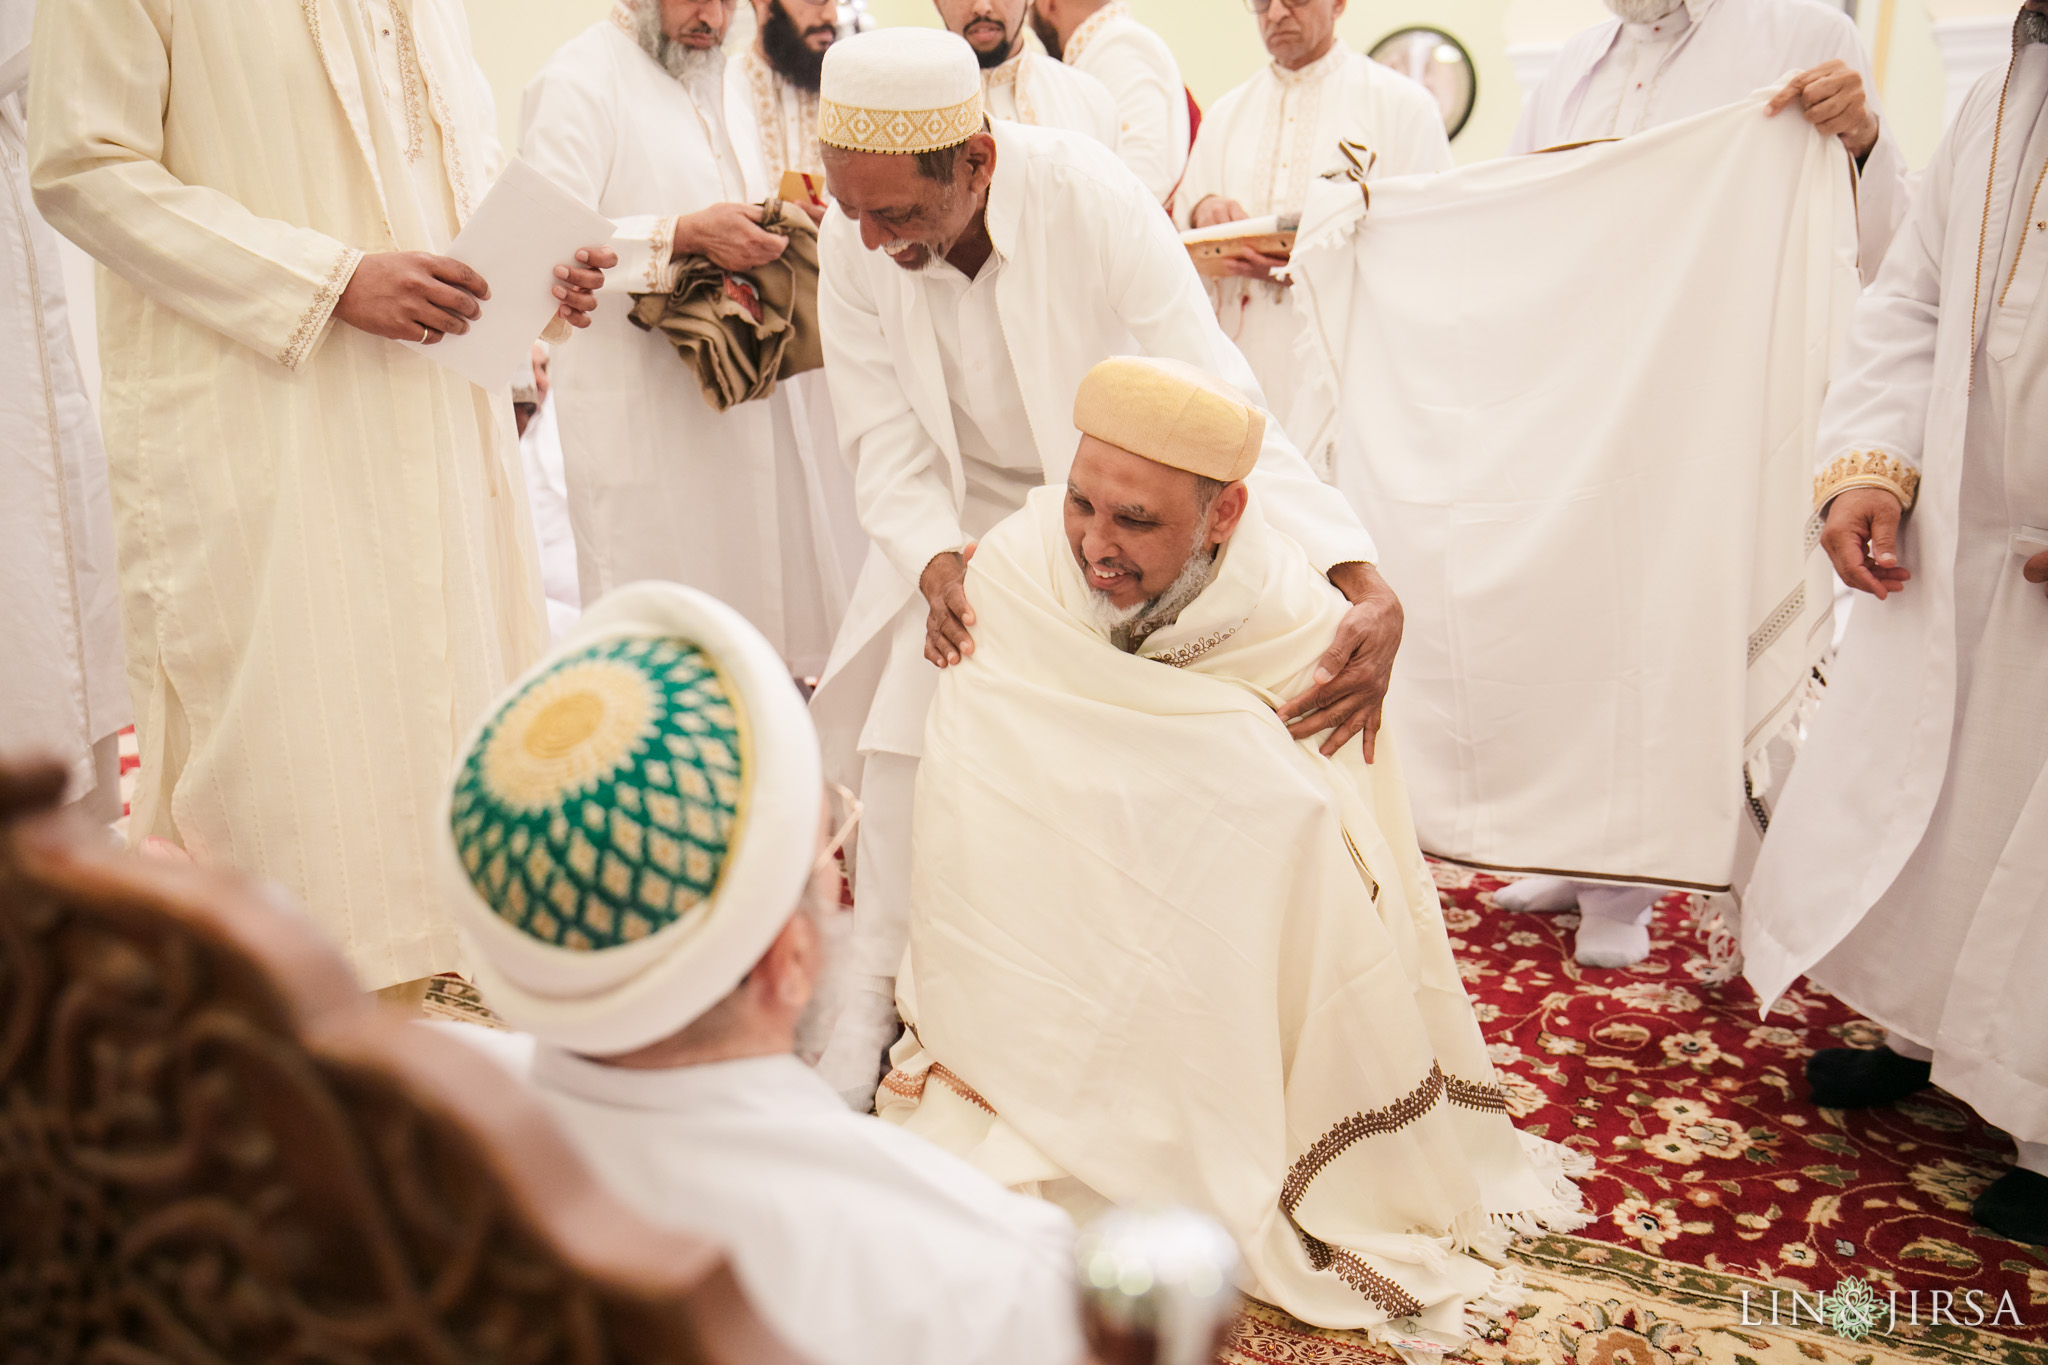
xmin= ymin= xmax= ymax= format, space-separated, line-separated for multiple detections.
xmin=1243 ymin=0 xmax=1314 ymax=12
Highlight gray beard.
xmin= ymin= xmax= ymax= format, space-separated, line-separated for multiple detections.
xmin=1605 ymin=0 xmax=1682 ymax=22
xmin=636 ymin=6 xmax=727 ymax=83
xmin=2020 ymin=7 xmax=2048 ymax=46
xmin=1085 ymin=541 xmax=1222 ymax=654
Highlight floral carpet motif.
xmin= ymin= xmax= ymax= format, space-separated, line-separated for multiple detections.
xmin=1220 ymin=864 xmax=2048 ymax=1365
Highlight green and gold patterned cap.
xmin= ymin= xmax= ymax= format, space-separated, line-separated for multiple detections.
xmin=449 ymin=635 xmax=749 ymax=951
xmin=446 ymin=584 xmax=823 ymax=1057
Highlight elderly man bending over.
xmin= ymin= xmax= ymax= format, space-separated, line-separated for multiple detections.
xmin=879 ymin=358 xmax=1589 ymax=1346
xmin=442 ymin=583 xmax=1082 ymax=1365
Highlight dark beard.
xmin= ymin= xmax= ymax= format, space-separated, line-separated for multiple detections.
xmin=1028 ymin=9 xmax=1062 ymax=59
xmin=966 ymin=18 xmax=1019 ymax=68
xmin=760 ymin=0 xmax=832 ymax=91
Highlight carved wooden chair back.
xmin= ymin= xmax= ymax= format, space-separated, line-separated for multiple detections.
xmin=0 ymin=762 xmax=806 ymax=1365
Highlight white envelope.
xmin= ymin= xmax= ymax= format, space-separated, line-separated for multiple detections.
xmin=401 ymin=157 xmax=616 ymax=391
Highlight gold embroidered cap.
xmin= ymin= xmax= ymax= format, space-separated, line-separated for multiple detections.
xmin=444 ymin=583 xmax=824 ymax=1057
xmin=818 ymin=28 xmax=986 ymax=155
xmin=1074 ymin=356 xmax=1266 ymax=483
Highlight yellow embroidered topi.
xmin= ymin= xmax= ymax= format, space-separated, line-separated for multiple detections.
xmin=818 ymin=28 xmax=986 ymax=155
xmin=1073 ymin=355 xmax=1266 ymax=483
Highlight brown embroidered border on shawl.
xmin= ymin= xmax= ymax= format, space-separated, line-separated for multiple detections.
xmin=1281 ymin=1062 xmax=1511 ymax=1214
xmin=881 ymin=1062 xmax=997 ymax=1115
xmin=1299 ymin=1233 xmax=1427 ymax=1317
xmin=1150 ymin=620 xmax=1245 ymax=669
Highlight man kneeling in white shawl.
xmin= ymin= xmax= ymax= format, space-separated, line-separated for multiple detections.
xmin=879 ymin=357 xmax=1590 ymax=1346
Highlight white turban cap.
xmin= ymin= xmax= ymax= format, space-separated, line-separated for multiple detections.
xmin=818 ymin=27 xmax=986 ymax=156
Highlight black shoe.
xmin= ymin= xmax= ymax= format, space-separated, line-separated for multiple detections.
xmin=1973 ymin=1168 xmax=2048 ymax=1246
xmin=1806 ymin=1047 xmax=1933 ymax=1108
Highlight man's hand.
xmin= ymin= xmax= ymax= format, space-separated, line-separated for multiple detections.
xmin=1189 ymin=195 xmax=1249 ymax=230
xmin=552 ymin=246 xmax=616 ymax=329
xmin=1278 ymin=562 xmax=1404 ymax=762
xmin=921 ymin=544 xmax=978 ymax=668
xmin=675 ymin=203 xmax=790 ymax=271
xmin=336 ymin=251 xmax=489 ymax=343
xmin=1821 ymin=486 xmax=1912 ymax=599
xmin=1767 ymin=60 xmax=1880 ymax=161
xmin=2025 ymin=549 xmax=2048 ymax=600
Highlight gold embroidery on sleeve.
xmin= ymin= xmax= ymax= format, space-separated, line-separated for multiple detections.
xmin=1813 ymin=449 xmax=1920 ymax=510
xmin=280 ymin=247 xmax=364 ymax=372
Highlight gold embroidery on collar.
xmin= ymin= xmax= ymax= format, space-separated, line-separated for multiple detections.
xmin=1061 ymin=0 xmax=1129 ymax=64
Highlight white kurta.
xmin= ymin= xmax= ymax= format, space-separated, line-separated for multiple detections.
xmin=728 ymin=41 xmax=822 ymax=186
xmin=810 ymin=121 xmax=1376 ymax=982
xmin=1 ymin=0 xmax=127 ymax=803
xmin=1743 ymin=37 xmax=2048 ymax=1149
xmin=526 ymin=1046 xmax=1085 ymax=1365
xmin=519 ymin=21 xmax=850 ymax=676
xmin=981 ymin=46 xmax=1119 ymax=150
xmin=1173 ymin=40 xmax=1451 ymax=446
xmin=517 ymin=395 xmax=581 ymax=641
xmin=31 ymin=0 xmax=548 ymax=990
xmin=1062 ymin=1 xmax=1188 ymax=203
xmin=1510 ymin=0 xmax=1906 ymax=282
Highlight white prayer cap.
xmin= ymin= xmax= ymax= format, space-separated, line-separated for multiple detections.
xmin=818 ymin=28 xmax=986 ymax=156
xmin=1074 ymin=356 xmax=1266 ymax=483
xmin=444 ymin=583 xmax=823 ymax=1057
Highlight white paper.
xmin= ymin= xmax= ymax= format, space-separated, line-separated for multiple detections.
xmin=401 ymin=157 xmax=616 ymax=390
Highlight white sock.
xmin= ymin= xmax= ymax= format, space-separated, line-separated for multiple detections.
xmin=2015 ymin=1141 xmax=2048 ymax=1178
xmin=1573 ymin=885 xmax=1657 ymax=967
xmin=1882 ymin=1030 xmax=1935 ymax=1062
xmin=1494 ymin=875 xmax=1583 ymax=912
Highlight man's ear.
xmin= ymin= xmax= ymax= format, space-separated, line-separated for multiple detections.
xmin=1208 ymin=481 xmax=1250 ymax=545
xmin=752 ymin=911 xmax=822 ymax=1011
xmin=965 ymin=131 xmax=999 ymax=193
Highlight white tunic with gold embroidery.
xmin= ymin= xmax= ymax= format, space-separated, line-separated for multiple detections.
xmin=29 ymin=0 xmax=548 ymax=989
xmin=1174 ymin=40 xmax=1451 ymax=446
xmin=1061 ymin=1 xmax=1188 ymax=203
xmin=980 ymin=46 xmax=1118 ymax=151
xmin=1744 ymin=35 xmax=2048 ymax=1149
xmin=728 ymin=40 xmax=823 ymax=187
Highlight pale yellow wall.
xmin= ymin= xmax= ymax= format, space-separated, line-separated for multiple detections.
xmin=472 ymin=0 xmax=1997 ymax=168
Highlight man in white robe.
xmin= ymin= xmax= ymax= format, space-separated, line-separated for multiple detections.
xmin=1511 ymin=0 xmax=1906 ymax=284
xmin=443 ymin=582 xmax=1086 ymax=1365
xmin=729 ymin=0 xmax=835 ymax=190
xmin=1742 ymin=4 xmax=2048 ymax=1246
xmin=30 ymin=0 xmax=612 ymax=993
xmin=1030 ymin=0 xmax=1189 ymax=203
xmin=2 ymin=0 xmax=127 ymax=825
xmin=935 ymin=0 xmax=1119 ymax=149
xmin=512 ymin=344 xmax=582 ymax=642
xmin=1174 ymin=0 xmax=1452 ymax=446
xmin=521 ymin=0 xmax=852 ymax=678
xmin=806 ymin=28 xmax=1404 ymax=1104
xmin=882 ymin=356 xmax=1588 ymax=1342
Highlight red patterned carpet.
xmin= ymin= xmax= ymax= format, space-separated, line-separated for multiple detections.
xmin=1223 ymin=866 xmax=2046 ymax=1365
xmin=1437 ymin=863 xmax=2044 ymax=1325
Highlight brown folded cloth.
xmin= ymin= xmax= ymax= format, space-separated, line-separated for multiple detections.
xmin=626 ymin=198 xmax=822 ymax=412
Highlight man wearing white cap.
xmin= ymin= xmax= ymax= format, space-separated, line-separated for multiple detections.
xmin=445 ymin=582 xmax=1084 ymax=1365
xmin=936 ymin=0 xmax=1119 ymax=150
xmin=881 ymin=357 xmax=1588 ymax=1343
xmin=806 ymin=27 xmax=1401 ymax=1103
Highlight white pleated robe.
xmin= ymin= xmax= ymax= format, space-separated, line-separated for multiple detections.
xmin=29 ymin=0 xmax=549 ymax=989
xmin=519 ymin=19 xmax=853 ymax=677
xmin=1 ymin=0 xmax=127 ymax=802
xmin=981 ymin=46 xmax=1119 ymax=150
xmin=1173 ymin=40 xmax=1452 ymax=452
xmin=1061 ymin=1 xmax=1189 ymax=203
xmin=1743 ymin=34 xmax=2048 ymax=1149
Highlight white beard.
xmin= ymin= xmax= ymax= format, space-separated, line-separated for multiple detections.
xmin=2021 ymin=6 xmax=2048 ymax=45
xmin=636 ymin=6 xmax=728 ymax=83
xmin=1604 ymin=0 xmax=1683 ymax=22
xmin=1084 ymin=540 xmax=1221 ymax=652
